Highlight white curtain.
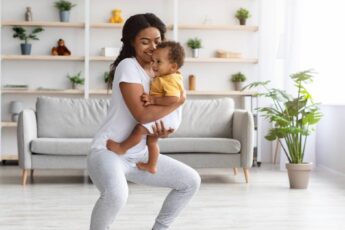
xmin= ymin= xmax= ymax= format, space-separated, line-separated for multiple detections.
xmin=275 ymin=0 xmax=345 ymax=169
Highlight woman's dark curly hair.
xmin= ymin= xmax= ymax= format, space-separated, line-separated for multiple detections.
xmin=108 ymin=13 xmax=167 ymax=89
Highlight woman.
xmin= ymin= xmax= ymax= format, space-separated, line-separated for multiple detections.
xmin=87 ymin=13 xmax=201 ymax=230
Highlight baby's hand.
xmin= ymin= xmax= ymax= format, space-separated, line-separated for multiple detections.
xmin=141 ymin=93 xmax=154 ymax=106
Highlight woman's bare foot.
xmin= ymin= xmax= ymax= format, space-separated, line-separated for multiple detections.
xmin=106 ymin=139 xmax=126 ymax=155
xmin=136 ymin=162 xmax=157 ymax=174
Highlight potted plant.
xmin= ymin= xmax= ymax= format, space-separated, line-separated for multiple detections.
xmin=12 ymin=26 xmax=44 ymax=55
xmin=54 ymin=0 xmax=77 ymax=22
xmin=231 ymin=72 xmax=246 ymax=90
xmin=67 ymin=72 xmax=84 ymax=89
xmin=187 ymin=37 xmax=202 ymax=58
xmin=243 ymin=70 xmax=322 ymax=189
xmin=235 ymin=8 xmax=251 ymax=25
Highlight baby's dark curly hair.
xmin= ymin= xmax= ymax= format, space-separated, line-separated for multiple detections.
xmin=157 ymin=41 xmax=185 ymax=68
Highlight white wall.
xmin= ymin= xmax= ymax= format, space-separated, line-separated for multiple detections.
xmin=316 ymin=105 xmax=345 ymax=175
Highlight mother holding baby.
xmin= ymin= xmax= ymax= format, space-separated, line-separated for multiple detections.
xmin=87 ymin=13 xmax=201 ymax=230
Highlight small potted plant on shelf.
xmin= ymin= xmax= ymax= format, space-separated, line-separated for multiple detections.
xmin=235 ymin=8 xmax=251 ymax=25
xmin=12 ymin=26 xmax=44 ymax=55
xmin=187 ymin=37 xmax=202 ymax=58
xmin=67 ymin=72 xmax=84 ymax=90
xmin=242 ymin=70 xmax=322 ymax=189
xmin=231 ymin=72 xmax=246 ymax=90
xmin=54 ymin=0 xmax=77 ymax=22
xmin=103 ymin=71 xmax=110 ymax=88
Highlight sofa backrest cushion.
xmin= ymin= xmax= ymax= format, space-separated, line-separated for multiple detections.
xmin=36 ymin=96 xmax=109 ymax=138
xmin=172 ymin=98 xmax=234 ymax=138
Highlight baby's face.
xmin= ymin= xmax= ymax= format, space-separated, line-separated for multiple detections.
xmin=152 ymin=48 xmax=176 ymax=77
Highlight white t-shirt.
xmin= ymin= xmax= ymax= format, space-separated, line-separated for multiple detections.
xmin=91 ymin=57 xmax=151 ymax=160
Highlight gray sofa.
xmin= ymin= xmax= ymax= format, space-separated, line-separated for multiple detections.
xmin=17 ymin=96 xmax=254 ymax=185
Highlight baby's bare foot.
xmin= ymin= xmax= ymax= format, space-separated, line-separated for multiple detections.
xmin=136 ymin=162 xmax=157 ymax=174
xmin=106 ymin=139 xmax=126 ymax=155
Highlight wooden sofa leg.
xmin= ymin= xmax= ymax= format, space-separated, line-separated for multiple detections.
xmin=243 ymin=168 xmax=249 ymax=183
xmin=233 ymin=168 xmax=238 ymax=175
xmin=22 ymin=169 xmax=28 ymax=185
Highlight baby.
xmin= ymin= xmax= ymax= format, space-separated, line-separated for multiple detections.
xmin=107 ymin=41 xmax=185 ymax=173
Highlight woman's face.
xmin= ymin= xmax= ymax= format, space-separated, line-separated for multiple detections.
xmin=132 ymin=27 xmax=162 ymax=65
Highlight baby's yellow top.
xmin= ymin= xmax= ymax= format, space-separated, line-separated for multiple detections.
xmin=150 ymin=72 xmax=184 ymax=97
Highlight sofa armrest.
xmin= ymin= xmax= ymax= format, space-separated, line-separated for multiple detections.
xmin=233 ymin=110 xmax=254 ymax=168
xmin=17 ymin=109 xmax=37 ymax=169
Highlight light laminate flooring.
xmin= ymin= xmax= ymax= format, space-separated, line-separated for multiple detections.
xmin=0 ymin=163 xmax=344 ymax=230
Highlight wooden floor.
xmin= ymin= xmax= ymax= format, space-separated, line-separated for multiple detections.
xmin=0 ymin=163 xmax=344 ymax=230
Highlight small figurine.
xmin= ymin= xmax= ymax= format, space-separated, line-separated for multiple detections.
xmin=109 ymin=9 xmax=124 ymax=23
xmin=51 ymin=39 xmax=71 ymax=56
xmin=25 ymin=7 xmax=33 ymax=21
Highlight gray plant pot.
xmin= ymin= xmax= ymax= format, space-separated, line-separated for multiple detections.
xmin=239 ymin=19 xmax=246 ymax=25
xmin=59 ymin=11 xmax=70 ymax=22
xmin=20 ymin=43 xmax=31 ymax=55
xmin=192 ymin=49 xmax=200 ymax=58
xmin=233 ymin=82 xmax=243 ymax=91
xmin=286 ymin=163 xmax=313 ymax=189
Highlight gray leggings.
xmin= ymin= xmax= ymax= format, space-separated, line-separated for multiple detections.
xmin=87 ymin=149 xmax=201 ymax=230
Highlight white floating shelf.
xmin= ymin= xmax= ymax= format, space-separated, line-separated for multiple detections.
xmin=1 ymin=121 xmax=17 ymax=128
xmin=89 ymin=89 xmax=256 ymax=96
xmin=90 ymin=23 xmax=173 ymax=30
xmin=1 ymin=21 xmax=84 ymax=28
xmin=0 ymin=154 xmax=18 ymax=161
xmin=178 ymin=24 xmax=259 ymax=32
xmin=90 ymin=56 xmax=114 ymax=61
xmin=1 ymin=55 xmax=84 ymax=61
xmin=89 ymin=56 xmax=258 ymax=64
xmin=185 ymin=57 xmax=258 ymax=64
xmin=90 ymin=23 xmax=124 ymax=28
xmin=1 ymin=89 xmax=84 ymax=95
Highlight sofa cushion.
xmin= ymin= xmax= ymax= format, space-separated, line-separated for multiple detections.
xmin=31 ymin=138 xmax=92 ymax=155
xmin=36 ymin=96 xmax=109 ymax=138
xmin=172 ymin=98 xmax=234 ymax=138
xmin=159 ymin=137 xmax=240 ymax=154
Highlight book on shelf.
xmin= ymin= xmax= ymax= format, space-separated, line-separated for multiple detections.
xmin=2 ymin=84 xmax=29 ymax=90
xmin=36 ymin=87 xmax=65 ymax=91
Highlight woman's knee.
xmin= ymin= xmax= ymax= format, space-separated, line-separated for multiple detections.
xmin=181 ymin=168 xmax=201 ymax=193
xmin=101 ymin=188 xmax=128 ymax=208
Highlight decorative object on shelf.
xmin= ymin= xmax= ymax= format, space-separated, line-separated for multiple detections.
xmin=187 ymin=37 xmax=202 ymax=58
xmin=243 ymin=70 xmax=322 ymax=189
xmin=51 ymin=39 xmax=71 ymax=56
xmin=67 ymin=71 xmax=84 ymax=89
xmin=101 ymin=47 xmax=120 ymax=57
xmin=188 ymin=74 xmax=196 ymax=90
xmin=109 ymin=9 xmax=124 ymax=23
xmin=235 ymin=8 xmax=251 ymax=25
xmin=12 ymin=26 xmax=44 ymax=55
xmin=231 ymin=72 xmax=246 ymax=90
xmin=54 ymin=0 xmax=77 ymax=22
xmin=25 ymin=7 xmax=33 ymax=21
xmin=9 ymin=101 xmax=23 ymax=122
xmin=215 ymin=50 xmax=242 ymax=59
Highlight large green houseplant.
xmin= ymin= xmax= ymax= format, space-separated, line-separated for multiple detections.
xmin=243 ymin=70 xmax=322 ymax=188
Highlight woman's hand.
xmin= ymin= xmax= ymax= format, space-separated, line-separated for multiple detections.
xmin=151 ymin=120 xmax=174 ymax=138
xmin=141 ymin=93 xmax=154 ymax=106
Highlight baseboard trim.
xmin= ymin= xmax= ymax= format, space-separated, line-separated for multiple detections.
xmin=317 ymin=164 xmax=345 ymax=177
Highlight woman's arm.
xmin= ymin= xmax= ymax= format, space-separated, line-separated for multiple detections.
xmin=120 ymin=82 xmax=184 ymax=124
